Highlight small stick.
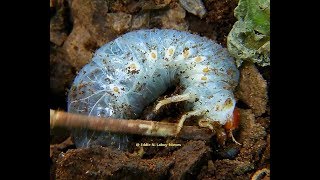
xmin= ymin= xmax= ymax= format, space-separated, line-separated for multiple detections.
xmin=251 ymin=168 xmax=270 ymax=180
xmin=50 ymin=109 xmax=215 ymax=140
xmin=50 ymin=137 xmax=73 ymax=158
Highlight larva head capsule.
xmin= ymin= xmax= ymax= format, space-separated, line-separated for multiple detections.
xmin=224 ymin=108 xmax=240 ymax=131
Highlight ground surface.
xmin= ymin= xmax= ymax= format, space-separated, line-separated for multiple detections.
xmin=50 ymin=0 xmax=270 ymax=179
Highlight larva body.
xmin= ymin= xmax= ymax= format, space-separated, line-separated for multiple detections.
xmin=68 ymin=29 xmax=239 ymax=149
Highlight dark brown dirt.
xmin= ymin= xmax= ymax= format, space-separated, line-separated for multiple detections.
xmin=53 ymin=141 xmax=210 ymax=179
xmin=170 ymin=140 xmax=210 ymax=179
xmin=204 ymin=0 xmax=238 ymax=46
xmin=50 ymin=0 xmax=270 ymax=179
xmin=55 ymin=146 xmax=174 ymax=179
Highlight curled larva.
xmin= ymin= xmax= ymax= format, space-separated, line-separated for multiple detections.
xmin=68 ymin=29 xmax=239 ymax=149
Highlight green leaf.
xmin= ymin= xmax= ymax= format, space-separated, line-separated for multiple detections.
xmin=227 ymin=0 xmax=270 ymax=67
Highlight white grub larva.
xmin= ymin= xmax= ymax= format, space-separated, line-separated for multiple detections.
xmin=68 ymin=29 xmax=239 ymax=149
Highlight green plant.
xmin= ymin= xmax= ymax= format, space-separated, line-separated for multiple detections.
xmin=227 ymin=0 xmax=270 ymax=67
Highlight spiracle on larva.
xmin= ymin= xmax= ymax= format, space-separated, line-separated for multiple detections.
xmin=68 ymin=29 xmax=239 ymax=150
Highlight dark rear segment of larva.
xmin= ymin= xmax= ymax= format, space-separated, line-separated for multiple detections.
xmin=68 ymin=29 xmax=239 ymax=149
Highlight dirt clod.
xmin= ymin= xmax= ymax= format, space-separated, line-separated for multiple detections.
xmin=236 ymin=109 xmax=267 ymax=164
xmin=55 ymin=146 xmax=174 ymax=179
xmin=54 ymin=141 xmax=211 ymax=179
xmin=170 ymin=140 xmax=210 ymax=179
xmin=235 ymin=63 xmax=268 ymax=117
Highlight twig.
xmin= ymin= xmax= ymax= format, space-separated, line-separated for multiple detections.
xmin=251 ymin=168 xmax=270 ymax=180
xmin=50 ymin=137 xmax=73 ymax=158
xmin=50 ymin=109 xmax=215 ymax=140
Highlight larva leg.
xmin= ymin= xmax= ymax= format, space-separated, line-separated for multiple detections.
xmin=175 ymin=109 xmax=206 ymax=134
xmin=154 ymin=93 xmax=196 ymax=112
xmin=229 ymin=131 xmax=242 ymax=145
xmin=198 ymin=118 xmax=214 ymax=131
xmin=199 ymin=119 xmax=242 ymax=145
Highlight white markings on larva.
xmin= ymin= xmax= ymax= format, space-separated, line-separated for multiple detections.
xmin=202 ymin=67 xmax=210 ymax=74
xmin=193 ymin=56 xmax=206 ymax=63
xmin=125 ymin=62 xmax=141 ymax=74
xmin=165 ymin=46 xmax=176 ymax=60
xmin=148 ymin=50 xmax=157 ymax=60
xmin=108 ymin=84 xmax=124 ymax=96
xmin=183 ymin=47 xmax=190 ymax=58
xmin=194 ymin=64 xmax=209 ymax=73
xmin=190 ymin=74 xmax=209 ymax=82
xmin=201 ymin=76 xmax=208 ymax=81
xmin=175 ymin=47 xmax=194 ymax=61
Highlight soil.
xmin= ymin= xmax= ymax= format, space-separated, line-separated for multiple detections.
xmin=50 ymin=0 xmax=270 ymax=179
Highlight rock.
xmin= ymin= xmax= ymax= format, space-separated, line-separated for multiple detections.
xmin=62 ymin=25 xmax=95 ymax=69
xmin=106 ymin=12 xmax=132 ymax=33
xmin=151 ymin=2 xmax=188 ymax=31
xmin=179 ymin=0 xmax=207 ymax=18
xmin=131 ymin=13 xmax=150 ymax=30
xmin=70 ymin=0 xmax=109 ymax=27
xmin=163 ymin=3 xmax=188 ymax=30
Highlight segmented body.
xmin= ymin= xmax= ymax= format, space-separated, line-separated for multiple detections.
xmin=68 ymin=29 xmax=239 ymax=149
